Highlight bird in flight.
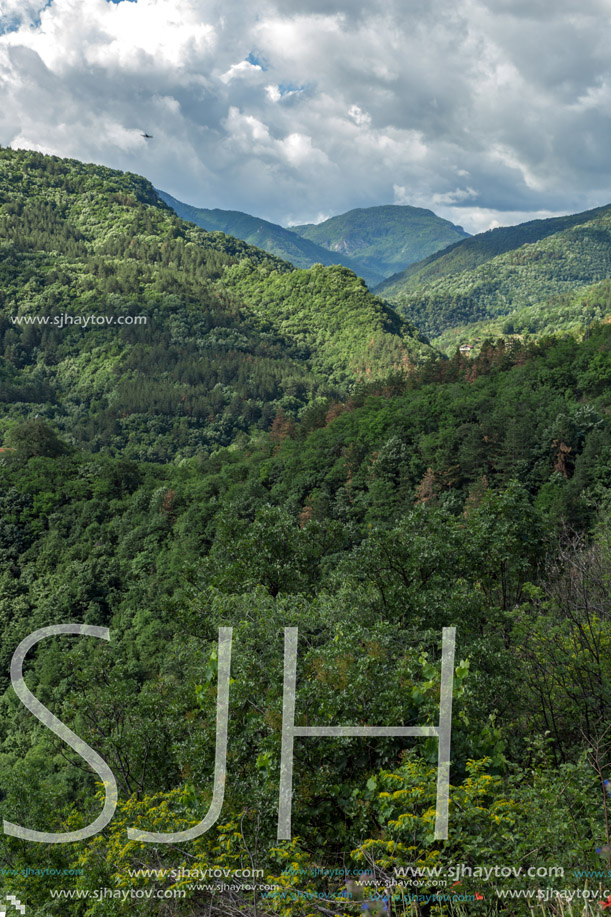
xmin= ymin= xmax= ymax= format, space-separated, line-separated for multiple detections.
xmin=142 ymin=133 xmax=153 ymax=140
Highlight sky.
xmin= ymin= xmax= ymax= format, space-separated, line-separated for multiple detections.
xmin=1 ymin=0 xmax=611 ymax=233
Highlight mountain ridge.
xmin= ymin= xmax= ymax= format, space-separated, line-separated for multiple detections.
xmin=0 ymin=147 xmax=434 ymax=460
xmin=291 ymin=204 xmax=470 ymax=280
xmin=156 ymin=190 xmax=380 ymax=284
xmin=379 ymin=203 xmax=611 ymax=347
xmin=376 ymin=202 xmax=611 ymax=297
xmin=157 ymin=193 xmax=469 ymax=286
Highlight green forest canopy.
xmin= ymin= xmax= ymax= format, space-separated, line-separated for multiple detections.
xmin=379 ymin=203 xmax=611 ymax=350
xmin=0 ymin=147 xmax=432 ymax=462
xmin=1 ymin=149 xmax=611 ymax=915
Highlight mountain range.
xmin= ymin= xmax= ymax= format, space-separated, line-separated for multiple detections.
xmin=377 ymin=203 xmax=611 ymax=349
xmin=2 ymin=145 xmax=611 ymax=431
xmin=157 ymin=191 xmax=469 ymax=287
xmin=291 ymin=204 xmax=469 ymax=281
xmin=3 ymin=148 xmax=611 ymax=916
xmin=0 ymin=148 xmax=432 ymax=461
xmin=159 ymin=187 xmax=611 ymax=355
xmin=157 ymin=190 xmax=370 ymax=280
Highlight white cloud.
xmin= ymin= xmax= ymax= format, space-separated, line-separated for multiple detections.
xmin=0 ymin=0 xmax=611 ymax=227
xmin=0 ymin=0 xmax=47 ymax=28
xmin=432 ymin=187 xmax=478 ymax=205
xmin=348 ymin=104 xmax=371 ymax=127
xmin=430 ymin=207 xmax=571 ymax=235
xmin=2 ymin=0 xmax=217 ymax=72
xmin=489 ymin=143 xmax=545 ymax=192
xmin=220 ymin=59 xmax=262 ymax=84
xmin=265 ymin=83 xmax=281 ymax=102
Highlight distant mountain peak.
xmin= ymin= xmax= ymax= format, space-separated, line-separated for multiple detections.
xmin=157 ymin=191 xmax=469 ymax=287
xmin=290 ymin=204 xmax=469 ymax=280
xmin=0 ymin=148 xmax=436 ymax=459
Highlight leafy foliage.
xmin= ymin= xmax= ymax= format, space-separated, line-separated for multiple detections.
xmin=0 ymin=147 xmax=432 ymax=460
xmin=2 ymin=151 xmax=611 ymax=916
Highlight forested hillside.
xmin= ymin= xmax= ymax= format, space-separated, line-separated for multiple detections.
xmin=292 ymin=204 xmax=469 ymax=282
xmin=432 ymin=276 xmax=611 ymax=352
xmin=379 ymin=204 xmax=611 ymax=347
xmin=2 ymin=149 xmax=611 ymax=916
xmin=0 ymin=148 xmax=432 ymax=460
xmin=157 ymin=196 xmax=469 ymax=288
xmin=157 ymin=190 xmax=371 ymax=281
xmin=377 ymin=203 xmax=611 ymax=295
xmin=1 ymin=328 xmax=611 ymax=914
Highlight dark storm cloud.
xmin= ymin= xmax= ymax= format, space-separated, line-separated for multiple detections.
xmin=0 ymin=0 xmax=610 ymax=230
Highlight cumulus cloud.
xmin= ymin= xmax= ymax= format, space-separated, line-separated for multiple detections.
xmin=1 ymin=0 xmax=611 ymax=230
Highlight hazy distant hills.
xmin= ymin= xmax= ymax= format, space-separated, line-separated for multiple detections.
xmin=377 ymin=204 xmax=611 ymax=297
xmin=158 ymin=189 xmax=611 ymax=354
xmin=291 ymin=205 xmax=469 ymax=281
xmin=158 ymin=193 xmax=469 ymax=287
xmin=379 ymin=203 xmax=611 ymax=349
xmin=157 ymin=190 xmax=373 ymax=282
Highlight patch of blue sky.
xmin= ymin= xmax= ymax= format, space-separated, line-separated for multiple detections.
xmin=246 ymin=51 xmax=268 ymax=71
xmin=277 ymin=83 xmax=308 ymax=98
xmin=0 ymin=19 xmax=20 ymax=35
xmin=1 ymin=0 xmax=52 ymax=34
